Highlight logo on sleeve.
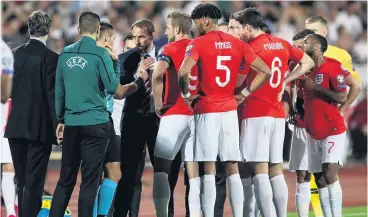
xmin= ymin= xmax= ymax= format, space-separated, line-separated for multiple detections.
xmin=315 ymin=74 xmax=323 ymax=84
xmin=66 ymin=56 xmax=88 ymax=69
xmin=336 ymin=75 xmax=344 ymax=83
xmin=186 ymin=44 xmax=193 ymax=52
xmin=336 ymin=74 xmax=347 ymax=88
xmin=340 ymin=64 xmax=347 ymax=72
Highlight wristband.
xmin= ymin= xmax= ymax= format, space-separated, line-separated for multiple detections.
xmin=134 ymin=77 xmax=145 ymax=89
xmin=181 ymin=92 xmax=191 ymax=99
xmin=240 ymin=88 xmax=251 ymax=97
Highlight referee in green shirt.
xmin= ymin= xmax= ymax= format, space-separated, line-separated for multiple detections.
xmin=49 ymin=11 xmax=147 ymax=217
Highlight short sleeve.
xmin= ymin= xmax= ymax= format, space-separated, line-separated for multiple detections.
xmin=185 ymin=40 xmax=200 ymax=62
xmin=239 ymin=58 xmax=250 ymax=75
xmin=157 ymin=45 xmax=172 ymax=65
xmin=330 ymin=64 xmax=350 ymax=93
xmin=286 ymin=41 xmax=304 ymax=62
xmin=241 ymin=42 xmax=258 ymax=65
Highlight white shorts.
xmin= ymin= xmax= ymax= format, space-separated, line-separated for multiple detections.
xmin=240 ymin=117 xmax=285 ymax=163
xmin=1 ymin=137 xmax=12 ymax=163
xmin=193 ymin=110 xmax=241 ymax=162
xmin=289 ymin=127 xmax=308 ymax=171
xmin=308 ymin=132 xmax=346 ymax=173
xmin=154 ymin=115 xmax=194 ymax=161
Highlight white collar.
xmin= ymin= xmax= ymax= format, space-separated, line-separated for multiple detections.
xmin=30 ymin=36 xmax=47 ymax=45
xmin=140 ymin=45 xmax=156 ymax=58
xmin=148 ymin=46 xmax=156 ymax=58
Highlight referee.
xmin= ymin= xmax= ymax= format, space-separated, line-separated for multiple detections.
xmin=48 ymin=11 xmax=148 ymax=217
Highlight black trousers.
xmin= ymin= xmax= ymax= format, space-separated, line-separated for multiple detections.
xmin=350 ymin=128 xmax=367 ymax=159
xmin=8 ymin=138 xmax=52 ymax=217
xmin=49 ymin=122 xmax=109 ymax=217
xmin=184 ymin=157 xmax=227 ymax=217
xmin=114 ymin=112 xmax=181 ymax=217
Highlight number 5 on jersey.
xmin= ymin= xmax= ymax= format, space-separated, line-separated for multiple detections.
xmin=216 ymin=56 xmax=231 ymax=87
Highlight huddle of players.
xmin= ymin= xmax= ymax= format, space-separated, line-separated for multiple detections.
xmin=150 ymin=3 xmax=361 ymax=217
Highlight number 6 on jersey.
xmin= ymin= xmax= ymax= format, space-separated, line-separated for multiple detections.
xmin=216 ymin=56 xmax=231 ymax=87
xmin=270 ymin=56 xmax=282 ymax=88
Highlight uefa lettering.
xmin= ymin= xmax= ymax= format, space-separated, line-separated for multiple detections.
xmin=66 ymin=56 xmax=88 ymax=69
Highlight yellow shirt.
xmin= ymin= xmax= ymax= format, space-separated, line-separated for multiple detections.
xmin=324 ymin=45 xmax=361 ymax=82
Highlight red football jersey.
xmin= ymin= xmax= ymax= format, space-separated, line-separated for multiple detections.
xmin=185 ymin=31 xmax=257 ymax=114
xmin=304 ymin=57 xmax=349 ymax=140
xmin=242 ymin=34 xmax=304 ymax=119
xmin=157 ymin=39 xmax=198 ymax=116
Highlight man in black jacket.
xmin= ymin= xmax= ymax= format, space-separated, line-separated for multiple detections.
xmin=114 ymin=18 xmax=181 ymax=217
xmin=4 ymin=10 xmax=58 ymax=217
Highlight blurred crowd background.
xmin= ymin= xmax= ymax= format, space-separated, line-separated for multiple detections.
xmin=2 ymin=1 xmax=367 ymax=64
xmin=1 ymin=0 xmax=367 ymax=161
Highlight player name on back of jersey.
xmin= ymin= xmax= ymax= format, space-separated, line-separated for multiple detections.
xmin=215 ymin=42 xmax=232 ymax=49
xmin=263 ymin=42 xmax=284 ymax=50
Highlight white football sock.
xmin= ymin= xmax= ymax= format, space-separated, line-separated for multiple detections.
xmin=2 ymin=172 xmax=16 ymax=216
xmin=252 ymin=184 xmax=261 ymax=217
xmin=242 ymin=178 xmax=254 ymax=217
xmin=227 ymin=174 xmax=244 ymax=217
xmin=201 ymin=175 xmax=216 ymax=217
xmin=327 ymin=181 xmax=342 ymax=217
xmin=270 ymin=174 xmax=288 ymax=217
xmin=153 ymin=172 xmax=170 ymax=217
xmin=188 ymin=177 xmax=201 ymax=217
xmin=295 ymin=182 xmax=311 ymax=217
xmin=319 ymin=187 xmax=333 ymax=217
xmin=252 ymin=174 xmax=273 ymax=217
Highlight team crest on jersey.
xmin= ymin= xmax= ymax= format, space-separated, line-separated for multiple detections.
xmin=315 ymin=74 xmax=323 ymax=84
xmin=66 ymin=56 xmax=87 ymax=69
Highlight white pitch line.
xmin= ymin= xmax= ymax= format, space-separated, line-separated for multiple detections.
xmin=344 ymin=212 xmax=367 ymax=217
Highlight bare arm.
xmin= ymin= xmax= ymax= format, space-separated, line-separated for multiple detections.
xmin=178 ymin=57 xmax=197 ymax=96
xmin=338 ymin=74 xmax=362 ymax=112
xmin=1 ymin=74 xmax=12 ymax=103
xmin=315 ymin=84 xmax=347 ymax=104
xmin=114 ymin=69 xmax=149 ymax=99
xmin=284 ymin=53 xmax=315 ymax=84
xmin=236 ymin=74 xmax=247 ymax=88
xmin=152 ymin=61 xmax=169 ymax=108
xmin=290 ymin=81 xmax=297 ymax=111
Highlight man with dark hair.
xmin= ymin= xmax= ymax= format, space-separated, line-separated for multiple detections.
xmin=114 ymin=18 xmax=181 ymax=217
xmin=301 ymin=33 xmax=361 ymax=217
xmin=229 ymin=8 xmax=314 ymax=217
xmin=49 ymin=12 xmax=148 ymax=217
xmin=305 ymin=16 xmax=361 ymax=217
xmin=4 ymin=10 xmax=58 ymax=217
xmin=151 ymin=11 xmax=197 ymax=217
xmin=93 ymin=21 xmax=121 ymax=217
xmin=286 ymin=28 xmax=316 ymax=217
xmin=123 ymin=32 xmax=135 ymax=52
xmin=179 ymin=3 xmax=271 ymax=217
